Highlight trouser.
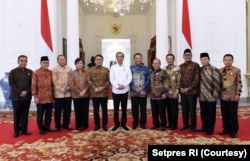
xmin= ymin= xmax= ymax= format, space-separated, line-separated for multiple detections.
xmin=150 ymin=99 xmax=167 ymax=127
xmin=131 ymin=96 xmax=147 ymax=127
xmin=73 ymin=97 xmax=90 ymax=129
xmin=92 ymin=97 xmax=108 ymax=127
xmin=36 ymin=103 xmax=53 ymax=131
xmin=112 ymin=92 xmax=128 ymax=126
xmin=166 ymin=97 xmax=179 ymax=128
xmin=54 ymin=97 xmax=72 ymax=129
xmin=180 ymin=94 xmax=197 ymax=130
xmin=12 ymin=100 xmax=31 ymax=133
xmin=199 ymin=101 xmax=216 ymax=133
xmin=220 ymin=100 xmax=239 ymax=134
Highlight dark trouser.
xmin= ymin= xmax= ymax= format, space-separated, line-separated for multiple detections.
xmin=92 ymin=97 xmax=108 ymax=127
xmin=131 ymin=96 xmax=147 ymax=127
xmin=180 ymin=94 xmax=197 ymax=130
xmin=36 ymin=103 xmax=53 ymax=131
xmin=112 ymin=92 xmax=128 ymax=126
xmin=220 ymin=100 xmax=239 ymax=134
xmin=166 ymin=97 xmax=179 ymax=129
xmin=12 ymin=100 xmax=31 ymax=133
xmin=199 ymin=101 xmax=216 ymax=133
xmin=54 ymin=97 xmax=72 ymax=129
xmin=73 ymin=97 xmax=90 ymax=129
xmin=150 ymin=99 xmax=166 ymax=127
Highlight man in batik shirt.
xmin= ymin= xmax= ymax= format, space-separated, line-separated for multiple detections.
xmin=130 ymin=53 xmax=150 ymax=130
xmin=32 ymin=56 xmax=54 ymax=135
xmin=218 ymin=54 xmax=242 ymax=138
xmin=150 ymin=58 xmax=169 ymax=131
xmin=87 ymin=54 xmax=110 ymax=131
xmin=198 ymin=53 xmax=221 ymax=135
xmin=52 ymin=55 xmax=73 ymax=131
xmin=165 ymin=53 xmax=181 ymax=130
xmin=179 ymin=48 xmax=200 ymax=132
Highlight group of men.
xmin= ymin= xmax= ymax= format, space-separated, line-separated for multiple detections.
xmin=9 ymin=48 xmax=242 ymax=139
xmin=176 ymin=49 xmax=242 ymax=138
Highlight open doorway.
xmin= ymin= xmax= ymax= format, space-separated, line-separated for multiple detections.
xmin=102 ymin=39 xmax=130 ymax=68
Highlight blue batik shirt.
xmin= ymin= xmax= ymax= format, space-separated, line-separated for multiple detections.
xmin=129 ymin=64 xmax=150 ymax=97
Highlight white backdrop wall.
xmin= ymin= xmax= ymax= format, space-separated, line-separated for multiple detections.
xmin=0 ymin=0 xmax=58 ymax=109
xmin=175 ymin=0 xmax=247 ymax=97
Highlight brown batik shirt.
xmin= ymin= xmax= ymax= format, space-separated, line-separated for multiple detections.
xmin=219 ymin=66 xmax=242 ymax=101
xmin=69 ymin=69 xmax=90 ymax=98
xmin=87 ymin=65 xmax=110 ymax=97
xmin=179 ymin=61 xmax=200 ymax=95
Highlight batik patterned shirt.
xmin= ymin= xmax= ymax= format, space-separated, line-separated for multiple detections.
xmin=129 ymin=64 xmax=150 ymax=97
xmin=150 ymin=69 xmax=169 ymax=100
xmin=87 ymin=65 xmax=110 ymax=97
xmin=165 ymin=64 xmax=181 ymax=98
xmin=179 ymin=61 xmax=200 ymax=95
xmin=199 ymin=64 xmax=221 ymax=102
xmin=219 ymin=66 xmax=242 ymax=101
xmin=32 ymin=68 xmax=54 ymax=104
xmin=70 ymin=69 xmax=90 ymax=98
xmin=52 ymin=65 xmax=72 ymax=98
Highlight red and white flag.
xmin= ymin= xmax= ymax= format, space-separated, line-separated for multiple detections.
xmin=181 ymin=0 xmax=192 ymax=51
xmin=41 ymin=0 xmax=53 ymax=52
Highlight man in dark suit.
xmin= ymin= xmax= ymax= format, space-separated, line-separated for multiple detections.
xmin=9 ymin=55 xmax=33 ymax=137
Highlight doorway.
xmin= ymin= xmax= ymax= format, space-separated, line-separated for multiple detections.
xmin=102 ymin=39 xmax=131 ymax=68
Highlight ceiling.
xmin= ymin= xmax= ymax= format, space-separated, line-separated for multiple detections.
xmin=79 ymin=0 xmax=152 ymax=16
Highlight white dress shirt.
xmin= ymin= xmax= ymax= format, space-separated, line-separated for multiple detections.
xmin=110 ymin=63 xmax=132 ymax=94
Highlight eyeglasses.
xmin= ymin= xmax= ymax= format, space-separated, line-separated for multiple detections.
xmin=19 ymin=60 xmax=27 ymax=62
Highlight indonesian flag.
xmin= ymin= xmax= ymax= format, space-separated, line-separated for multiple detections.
xmin=181 ymin=0 xmax=192 ymax=50
xmin=41 ymin=0 xmax=53 ymax=52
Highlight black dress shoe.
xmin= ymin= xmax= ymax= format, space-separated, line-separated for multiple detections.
xmin=63 ymin=127 xmax=73 ymax=130
xmin=40 ymin=130 xmax=45 ymax=135
xmin=54 ymin=128 xmax=61 ymax=132
xmin=121 ymin=125 xmax=129 ymax=131
xmin=141 ymin=125 xmax=147 ymax=129
xmin=218 ymin=130 xmax=230 ymax=135
xmin=206 ymin=131 xmax=213 ymax=135
xmin=93 ymin=126 xmax=100 ymax=131
xmin=132 ymin=125 xmax=137 ymax=130
xmin=170 ymin=127 xmax=177 ymax=130
xmin=150 ymin=125 xmax=160 ymax=130
xmin=190 ymin=129 xmax=197 ymax=132
xmin=112 ymin=125 xmax=120 ymax=131
xmin=180 ymin=126 xmax=189 ymax=131
xmin=13 ymin=131 xmax=19 ymax=138
xmin=21 ymin=131 xmax=31 ymax=135
xmin=103 ymin=126 xmax=108 ymax=131
xmin=161 ymin=127 xmax=166 ymax=131
xmin=46 ymin=128 xmax=56 ymax=132
xmin=230 ymin=133 xmax=237 ymax=138
xmin=196 ymin=128 xmax=206 ymax=132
